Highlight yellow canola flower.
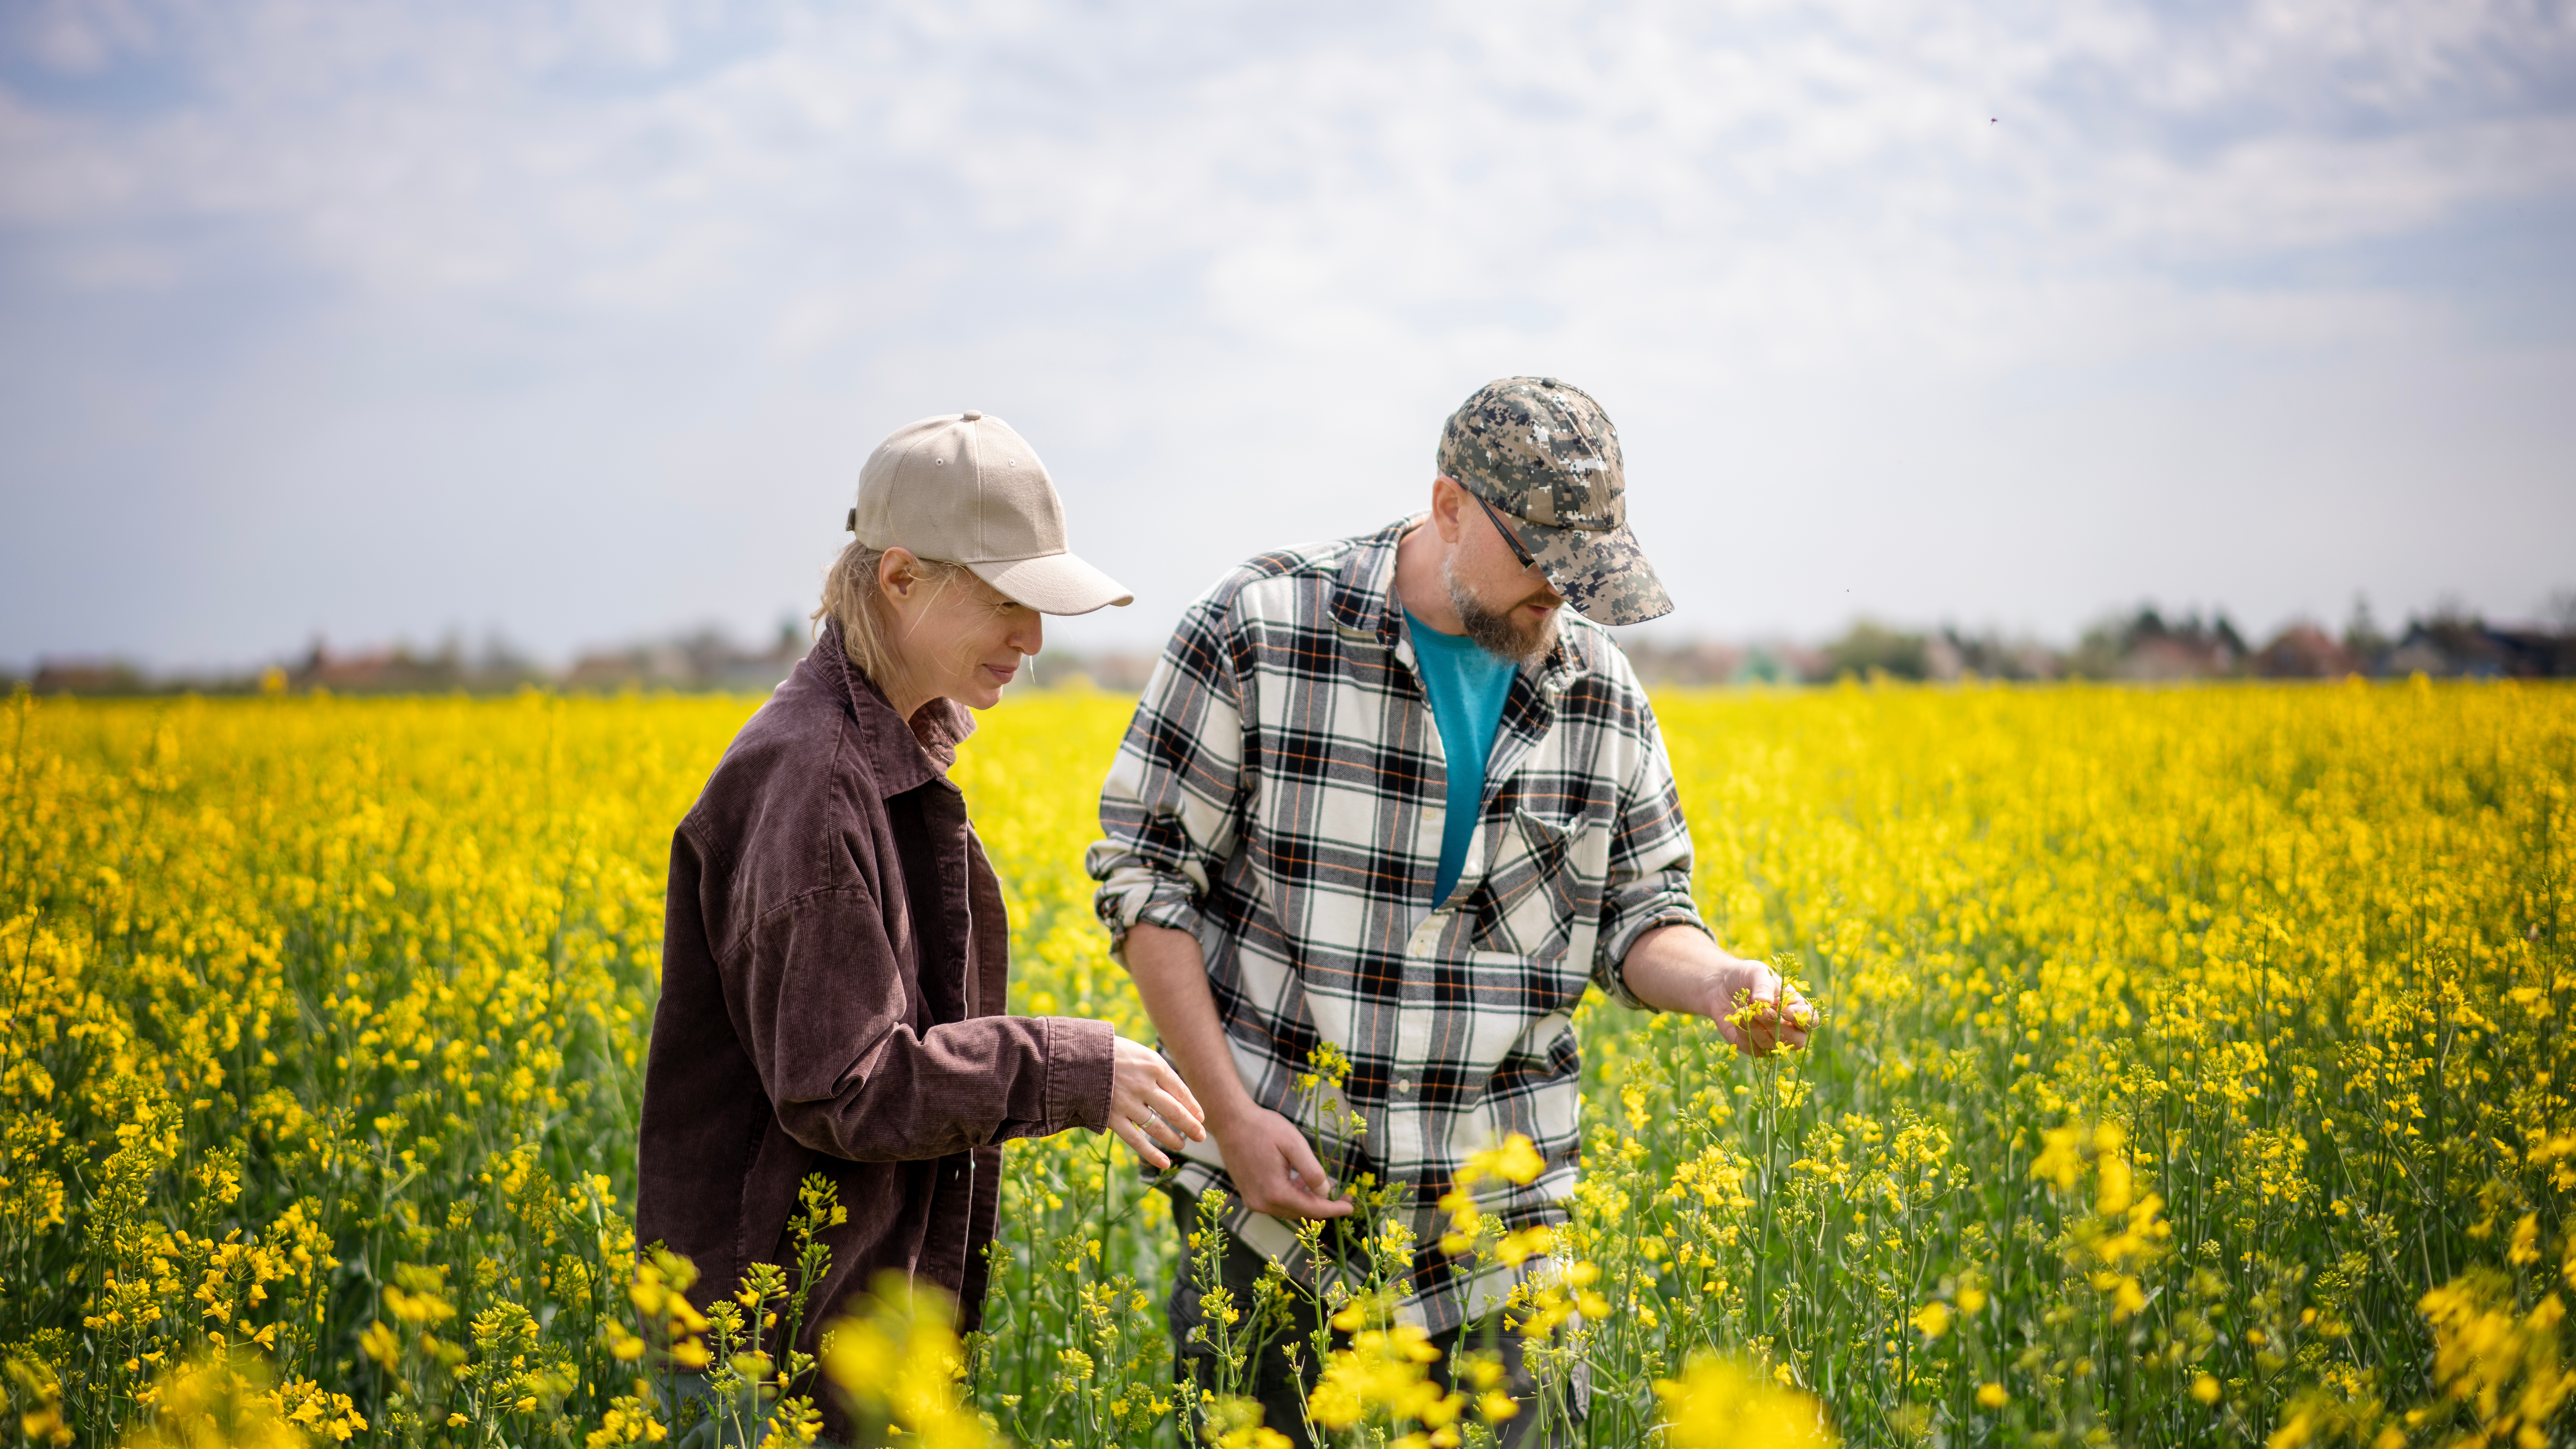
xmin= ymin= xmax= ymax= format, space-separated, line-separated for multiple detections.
xmin=2095 ymin=1127 xmax=2135 ymax=1217
xmin=117 ymin=1356 xmax=303 ymax=1449
xmin=820 ymin=1273 xmax=988 ymax=1449
xmin=1306 ymin=1321 xmax=1462 ymax=1438
xmin=1455 ymin=1134 xmax=1547 ymax=1188
xmin=1655 ymin=1355 xmax=1836 ymax=1448
xmin=1203 ymin=1397 xmax=1296 ymax=1449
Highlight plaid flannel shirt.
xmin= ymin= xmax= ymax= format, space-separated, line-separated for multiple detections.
xmin=1086 ymin=517 xmax=1708 ymax=1332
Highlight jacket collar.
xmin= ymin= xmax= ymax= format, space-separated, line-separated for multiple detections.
xmin=803 ymin=617 xmax=974 ymax=796
xmin=1328 ymin=514 xmax=1594 ymax=694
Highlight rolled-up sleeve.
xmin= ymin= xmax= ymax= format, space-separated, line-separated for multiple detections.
xmin=1087 ymin=599 xmax=1247 ymax=954
xmin=1592 ymin=707 xmax=1709 ymax=1009
xmin=725 ymin=880 xmax=1116 ymax=1163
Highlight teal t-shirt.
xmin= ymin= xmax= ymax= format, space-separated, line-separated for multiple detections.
xmin=1404 ymin=609 xmax=1517 ymax=905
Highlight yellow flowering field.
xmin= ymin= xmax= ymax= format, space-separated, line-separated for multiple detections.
xmin=1 ymin=681 xmax=2568 ymax=1447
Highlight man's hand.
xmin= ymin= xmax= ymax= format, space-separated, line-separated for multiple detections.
xmin=1108 ymin=1035 xmax=1207 ymax=1171
xmin=1702 ymin=957 xmax=1814 ymax=1056
xmin=1209 ymin=1103 xmax=1353 ymax=1221
xmin=1623 ymin=924 xmax=1815 ymax=1056
xmin=1121 ymin=920 xmax=1351 ymax=1218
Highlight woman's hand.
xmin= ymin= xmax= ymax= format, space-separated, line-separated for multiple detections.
xmin=1109 ymin=1035 xmax=1207 ymax=1170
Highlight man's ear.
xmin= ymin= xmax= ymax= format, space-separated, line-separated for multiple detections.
xmin=1429 ymin=476 xmax=1468 ymax=545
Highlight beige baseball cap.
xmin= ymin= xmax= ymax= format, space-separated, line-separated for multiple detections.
xmin=845 ymin=411 xmax=1133 ymax=615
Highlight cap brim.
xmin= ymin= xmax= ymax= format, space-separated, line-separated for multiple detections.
xmin=1522 ymin=520 xmax=1674 ymax=627
xmin=969 ymin=551 xmax=1135 ymax=615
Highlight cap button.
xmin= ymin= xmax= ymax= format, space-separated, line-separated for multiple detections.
xmin=960 ymin=410 xmax=983 ymax=421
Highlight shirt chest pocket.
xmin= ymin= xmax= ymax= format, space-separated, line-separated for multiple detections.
xmin=1471 ymin=808 xmax=1589 ymax=961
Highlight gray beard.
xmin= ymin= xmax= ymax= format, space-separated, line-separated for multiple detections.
xmin=1443 ymin=553 xmax=1559 ymax=665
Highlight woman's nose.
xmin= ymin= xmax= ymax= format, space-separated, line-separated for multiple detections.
xmin=1012 ymin=613 xmax=1045 ymax=658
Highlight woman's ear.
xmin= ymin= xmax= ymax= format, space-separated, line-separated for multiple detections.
xmin=877 ymin=546 xmax=920 ymax=604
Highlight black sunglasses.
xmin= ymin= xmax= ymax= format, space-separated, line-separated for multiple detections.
xmin=1471 ymin=491 xmax=1543 ymax=576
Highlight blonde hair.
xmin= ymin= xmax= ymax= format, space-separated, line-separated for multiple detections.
xmin=812 ymin=539 xmax=1014 ymax=696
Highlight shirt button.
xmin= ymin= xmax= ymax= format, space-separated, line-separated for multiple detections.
xmin=1393 ymin=1079 xmax=1415 ymax=1097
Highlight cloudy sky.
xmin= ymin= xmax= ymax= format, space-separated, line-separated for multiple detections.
xmin=4 ymin=0 xmax=2572 ymax=671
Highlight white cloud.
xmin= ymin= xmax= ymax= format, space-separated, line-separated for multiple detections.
xmin=2 ymin=0 xmax=2572 ymax=667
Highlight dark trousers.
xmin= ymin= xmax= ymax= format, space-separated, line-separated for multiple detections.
xmin=1165 ymin=1212 xmax=1582 ymax=1448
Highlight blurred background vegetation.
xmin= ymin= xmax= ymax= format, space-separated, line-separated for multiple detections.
xmin=18 ymin=594 xmax=2576 ymax=698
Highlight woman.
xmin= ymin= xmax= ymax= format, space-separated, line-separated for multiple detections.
xmin=636 ymin=411 xmax=1203 ymax=1436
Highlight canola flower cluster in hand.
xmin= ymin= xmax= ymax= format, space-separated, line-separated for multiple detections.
xmin=2 ymin=679 xmax=2570 ymax=1449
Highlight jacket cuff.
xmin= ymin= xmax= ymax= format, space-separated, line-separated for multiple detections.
xmin=1044 ymin=1016 xmax=1118 ymax=1133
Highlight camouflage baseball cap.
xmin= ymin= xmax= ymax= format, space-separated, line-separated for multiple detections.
xmin=1436 ymin=377 xmax=1674 ymax=627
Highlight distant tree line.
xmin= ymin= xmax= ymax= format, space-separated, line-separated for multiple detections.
xmin=14 ymin=624 xmax=812 ymax=698
xmin=14 ymin=599 xmax=2575 ymax=696
xmin=1613 ymin=599 xmax=2576 ymax=686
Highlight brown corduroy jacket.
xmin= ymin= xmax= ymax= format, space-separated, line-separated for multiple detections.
xmin=636 ymin=619 xmax=1114 ymax=1427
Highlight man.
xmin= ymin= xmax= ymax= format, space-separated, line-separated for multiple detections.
xmin=1087 ymin=376 xmax=1811 ymax=1443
